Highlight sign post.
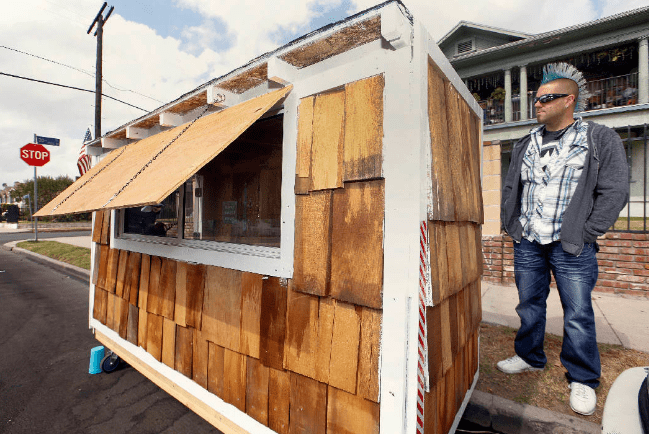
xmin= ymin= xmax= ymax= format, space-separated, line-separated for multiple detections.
xmin=21 ymin=140 xmax=52 ymax=241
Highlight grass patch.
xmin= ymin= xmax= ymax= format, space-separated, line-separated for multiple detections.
xmin=477 ymin=322 xmax=649 ymax=424
xmin=16 ymin=241 xmax=91 ymax=270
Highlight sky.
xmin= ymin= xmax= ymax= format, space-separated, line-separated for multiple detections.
xmin=1 ymin=0 xmax=647 ymax=190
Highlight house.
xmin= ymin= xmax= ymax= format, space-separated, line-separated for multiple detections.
xmin=36 ymin=2 xmax=484 ymax=433
xmin=439 ymin=7 xmax=649 ymax=295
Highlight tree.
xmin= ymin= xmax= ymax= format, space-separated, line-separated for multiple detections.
xmin=10 ymin=176 xmax=89 ymax=221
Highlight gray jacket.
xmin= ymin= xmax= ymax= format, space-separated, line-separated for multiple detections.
xmin=501 ymin=121 xmax=629 ymax=256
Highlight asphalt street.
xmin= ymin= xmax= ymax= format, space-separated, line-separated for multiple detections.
xmin=0 ymin=247 xmax=222 ymax=434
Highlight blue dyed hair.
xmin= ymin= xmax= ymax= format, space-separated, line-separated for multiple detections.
xmin=541 ymin=62 xmax=589 ymax=112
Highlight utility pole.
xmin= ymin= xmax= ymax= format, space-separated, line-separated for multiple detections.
xmin=88 ymin=2 xmax=114 ymax=141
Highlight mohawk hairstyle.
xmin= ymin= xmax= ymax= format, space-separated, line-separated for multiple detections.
xmin=541 ymin=62 xmax=590 ymax=112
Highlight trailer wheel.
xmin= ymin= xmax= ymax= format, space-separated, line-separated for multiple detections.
xmin=101 ymin=353 xmax=121 ymax=373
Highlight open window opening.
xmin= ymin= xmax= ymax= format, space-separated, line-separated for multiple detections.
xmin=121 ymin=113 xmax=283 ymax=248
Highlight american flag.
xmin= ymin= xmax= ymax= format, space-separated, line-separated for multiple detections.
xmin=77 ymin=127 xmax=92 ymax=176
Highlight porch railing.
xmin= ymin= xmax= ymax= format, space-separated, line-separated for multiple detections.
xmin=480 ymin=72 xmax=639 ymax=125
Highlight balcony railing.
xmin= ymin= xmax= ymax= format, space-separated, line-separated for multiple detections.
xmin=479 ymin=72 xmax=640 ymax=125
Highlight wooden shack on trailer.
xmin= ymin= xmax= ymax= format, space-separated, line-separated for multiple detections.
xmin=36 ymin=2 xmax=484 ymax=433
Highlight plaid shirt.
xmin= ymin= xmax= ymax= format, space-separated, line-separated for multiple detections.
xmin=519 ymin=119 xmax=589 ymax=244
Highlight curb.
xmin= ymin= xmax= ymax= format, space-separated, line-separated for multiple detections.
xmin=463 ymin=390 xmax=600 ymax=434
xmin=4 ymin=242 xmax=90 ymax=283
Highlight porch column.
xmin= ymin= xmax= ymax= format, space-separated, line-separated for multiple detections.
xmin=639 ymin=36 xmax=649 ymax=104
xmin=519 ymin=65 xmax=528 ymax=120
xmin=504 ymin=68 xmax=512 ymax=123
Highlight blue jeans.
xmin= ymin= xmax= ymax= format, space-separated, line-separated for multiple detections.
xmin=513 ymin=239 xmax=600 ymax=388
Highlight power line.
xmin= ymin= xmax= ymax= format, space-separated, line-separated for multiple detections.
xmin=0 ymin=71 xmax=149 ymax=112
xmin=0 ymin=45 xmax=164 ymax=104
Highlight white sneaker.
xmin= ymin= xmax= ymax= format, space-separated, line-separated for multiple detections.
xmin=569 ymin=382 xmax=596 ymax=416
xmin=496 ymin=355 xmax=544 ymax=374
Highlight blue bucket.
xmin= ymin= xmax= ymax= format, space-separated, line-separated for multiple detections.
xmin=89 ymin=346 xmax=105 ymax=374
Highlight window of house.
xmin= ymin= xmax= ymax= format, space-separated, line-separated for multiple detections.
xmin=121 ymin=113 xmax=283 ymax=249
xmin=457 ymin=39 xmax=474 ymax=55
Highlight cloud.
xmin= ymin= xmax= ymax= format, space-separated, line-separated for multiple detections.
xmin=0 ymin=0 xmax=645 ymax=189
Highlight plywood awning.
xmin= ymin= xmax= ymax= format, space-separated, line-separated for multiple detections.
xmin=36 ymin=86 xmax=291 ymax=217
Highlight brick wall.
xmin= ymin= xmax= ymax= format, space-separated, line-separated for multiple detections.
xmin=482 ymin=233 xmax=649 ymax=298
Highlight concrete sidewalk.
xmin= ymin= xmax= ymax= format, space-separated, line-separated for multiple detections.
xmin=482 ymin=280 xmax=649 ymax=353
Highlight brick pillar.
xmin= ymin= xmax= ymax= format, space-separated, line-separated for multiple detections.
xmin=482 ymin=140 xmax=502 ymax=236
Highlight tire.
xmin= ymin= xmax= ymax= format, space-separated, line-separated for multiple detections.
xmin=101 ymin=354 xmax=121 ymax=373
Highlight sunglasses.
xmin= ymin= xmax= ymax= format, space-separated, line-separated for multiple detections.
xmin=534 ymin=93 xmax=570 ymax=104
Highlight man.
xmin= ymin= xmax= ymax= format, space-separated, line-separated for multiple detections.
xmin=499 ymin=62 xmax=629 ymax=416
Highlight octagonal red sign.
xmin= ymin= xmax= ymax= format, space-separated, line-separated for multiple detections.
xmin=20 ymin=143 xmax=50 ymax=167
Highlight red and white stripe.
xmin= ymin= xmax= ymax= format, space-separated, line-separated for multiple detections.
xmin=416 ymin=221 xmax=431 ymax=434
xmin=77 ymin=127 xmax=93 ymax=176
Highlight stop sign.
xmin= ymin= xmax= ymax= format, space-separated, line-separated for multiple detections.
xmin=20 ymin=143 xmax=51 ymax=167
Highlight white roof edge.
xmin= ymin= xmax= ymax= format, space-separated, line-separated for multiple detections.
xmin=450 ymin=4 xmax=649 ymax=62
xmin=438 ymin=20 xmax=533 ymax=46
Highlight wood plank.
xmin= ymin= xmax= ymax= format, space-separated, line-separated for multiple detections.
xmin=445 ymin=81 xmax=470 ymax=221
xmin=445 ymin=222 xmax=463 ymax=295
xmin=268 ymin=368 xmax=290 ymax=434
xmin=96 ymin=245 xmax=109 ymax=289
xmin=175 ymin=325 xmax=194 ymax=378
xmin=94 ymin=330 xmax=254 ymax=434
xmin=125 ymin=252 xmax=142 ymax=306
xmin=448 ymin=292 xmax=459 ymax=357
xmin=444 ymin=366 xmax=456 ymax=433
xmin=91 ymin=243 xmax=101 ymax=286
xmin=115 ymin=250 xmax=129 ymax=298
xmin=326 ymin=385 xmax=380 ymax=434
xmin=427 ymin=303 xmax=443 ymax=385
xmin=293 ymin=190 xmax=333 ymax=297
xmin=138 ymin=308 xmax=148 ymax=350
xmin=424 ymin=385 xmax=439 ymax=434
xmin=202 ymin=266 xmax=242 ymax=352
xmin=431 ymin=221 xmax=450 ymax=302
xmin=138 ymin=254 xmax=151 ymax=310
xmin=284 ymin=284 xmax=319 ymax=379
xmin=315 ymin=297 xmax=335 ymax=384
xmin=427 ymin=221 xmax=441 ymax=306
xmin=357 ymin=307 xmax=381 ymax=402
xmin=328 ymin=301 xmax=360 ymax=394
xmin=100 ymin=209 xmax=110 ymax=245
xmin=330 ymin=180 xmax=384 ymax=309
xmin=458 ymin=286 xmax=467 ymax=349
xmin=436 ymin=373 xmax=446 ymax=433
xmin=474 ymin=223 xmax=484 ymax=278
xmin=440 ymin=299 xmax=452 ymax=375
xmin=93 ymin=287 xmax=108 ymax=325
xmin=427 ymin=60 xmax=455 ymax=221
xmin=295 ymin=96 xmax=314 ymax=194
xmin=159 ymin=259 xmax=177 ymax=319
xmin=106 ymin=292 xmax=116 ymax=331
xmin=470 ymin=111 xmax=485 ymax=224
xmin=246 ymin=357 xmax=269 ymax=426
xmin=461 ymin=99 xmax=482 ymax=224
xmin=92 ymin=210 xmax=103 ymax=244
xmin=193 ymin=329 xmax=209 ymax=389
xmin=240 ymin=272 xmax=262 ymax=358
xmin=343 ymin=74 xmax=384 ymax=182
xmin=223 ymin=348 xmax=247 ymax=412
xmin=146 ymin=313 xmax=164 ymax=362
xmin=175 ymin=261 xmax=188 ymax=327
xmin=259 ymin=277 xmax=287 ymax=370
xmin=147 ymin=257 xmax=176 ymax=319
xmin=207 ymin=342 xmax=225 ymax=399
xmin=105 ymin=248 xmax=120 ymax=294
xmin=289 ymin=373 xmax=326 ymax=434
xmin=127 ymin=303 xmax=139 ymax=345
xmin=146 ymin=256 xmax=162 ymax=313
xmin=162 ymin=317 xmax=176 ymax=368
xmin=309 ymin=89 xmax=345 ymax=191
xmin=470 ymin=280 xmax=482 ymax=334
xmin=186 ymin=263 xmax=206 ymax=330
xmin=117 ymin=292 xmax=129 ymax=338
